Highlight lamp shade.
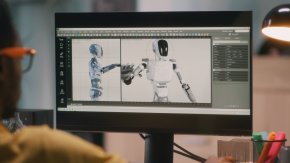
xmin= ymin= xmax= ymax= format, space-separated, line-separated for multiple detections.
xmin=262 ymin=4 xmax=290 ymax=42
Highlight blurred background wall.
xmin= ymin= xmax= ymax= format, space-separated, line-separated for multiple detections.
xmin=6 ymin=0 xmax=290 ymax=162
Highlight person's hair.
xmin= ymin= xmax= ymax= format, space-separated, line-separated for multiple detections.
xmin=0 ymin=0 xmax=19 ymax=50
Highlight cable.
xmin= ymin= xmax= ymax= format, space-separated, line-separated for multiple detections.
xmin=139 ymin=133 xmax=148 ymax=139
xmin=139 ymin=133 xmax=206 ymax=162
xmin=174 ymin=143 xmax=206 ymax=162
xmin=174 ymin=149 xmax=206 ymax=162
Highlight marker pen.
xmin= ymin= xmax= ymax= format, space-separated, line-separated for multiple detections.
xmin=257 ymin=132 xmax=276 ymax=163
xmin=252 ymin=132 xmax=263 ymax=156
xmin=265 ymin=131 xmax=286 ymax=163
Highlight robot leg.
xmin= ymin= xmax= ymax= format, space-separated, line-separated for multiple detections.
xmin=90 ymin=87 xmax=102 ymax=101
xmin=90 ymin=78 xmax=103 ymax=100
xmin=153 ymin=93 xmax=169 ymax=102
xmin=182 ymin=83 xmax=196 ymax=103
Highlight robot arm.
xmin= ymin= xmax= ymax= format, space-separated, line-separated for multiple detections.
xmin=101 ymin=64 xmax=120 ymax=74
xmin=121 ymin=62 xmax=146 ymax=85
xmin=173 ymin=63 xmax=196 ymax=103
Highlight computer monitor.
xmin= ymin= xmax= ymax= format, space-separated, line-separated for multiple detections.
xmin=55 ymin=11 xmax=252 ymax=162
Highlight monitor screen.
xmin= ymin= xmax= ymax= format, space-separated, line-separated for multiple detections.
xmin=55 ymin=11 xmax=252 ymax=135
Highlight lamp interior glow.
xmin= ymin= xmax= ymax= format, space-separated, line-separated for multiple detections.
xmin=262 ymin=27 xmax=290 ymax=42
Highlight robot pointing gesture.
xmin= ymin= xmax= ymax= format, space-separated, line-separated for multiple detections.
xmin=121 ymin=39 xmax=196 ymax=103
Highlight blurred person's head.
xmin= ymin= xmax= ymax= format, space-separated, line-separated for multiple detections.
xmin=0 ymin=0 xmax=22 ymax=120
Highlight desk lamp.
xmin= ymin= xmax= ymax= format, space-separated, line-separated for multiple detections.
xmin=262 ymin=4 xmax=290 ymax=42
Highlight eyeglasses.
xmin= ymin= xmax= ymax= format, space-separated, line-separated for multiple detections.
xmin=0 ymin=47 xmax=36 ymax=73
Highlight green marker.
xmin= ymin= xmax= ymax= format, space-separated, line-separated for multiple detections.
xmin=252 ymin=132 xmax=264 ymax=156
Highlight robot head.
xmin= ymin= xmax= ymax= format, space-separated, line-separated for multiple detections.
xmin=89 ymin=44 xmax=103 ymax=58
xmin=153 ymin=39 xmax=168 ymax=60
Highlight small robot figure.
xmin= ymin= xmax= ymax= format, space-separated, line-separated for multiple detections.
xmin=121 ymin=39 xmax=196 ymax=102
xmin=89 ymin=44 xmax=120 ymax=100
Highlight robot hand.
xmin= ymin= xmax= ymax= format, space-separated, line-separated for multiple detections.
xmin=121 ymin=64 xmax=134 ymax=85
xmin=182 ymin=83 xmax=196 ymax=103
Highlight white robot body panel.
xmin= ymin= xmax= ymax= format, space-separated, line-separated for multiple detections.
xmin=145 ymin=59 xmax=173 ymax=102
xmin=146 ymin=60 xmax=173 ymax=83
xmin=152 ymin=81 xmax=169 ymax=98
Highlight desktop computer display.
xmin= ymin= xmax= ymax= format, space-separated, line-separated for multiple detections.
xmin=55 ymin=12 xmax=252 ymax=135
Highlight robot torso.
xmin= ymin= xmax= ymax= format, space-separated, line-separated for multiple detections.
xmin=145 ymin=59 xmax=173 ymax=100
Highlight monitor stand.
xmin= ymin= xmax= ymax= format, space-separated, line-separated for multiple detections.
xmin=144 ymin=133 xmax=174 ymax=163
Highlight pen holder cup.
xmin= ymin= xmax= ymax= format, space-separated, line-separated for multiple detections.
xmin=252 ymin=139 xmax=287 ymax=163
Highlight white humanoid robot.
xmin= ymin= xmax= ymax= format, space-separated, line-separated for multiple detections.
xmin=89 ymin=44 xmax=120 ymax=100
xmin=121 ymin=39 xmax=196 ymax=102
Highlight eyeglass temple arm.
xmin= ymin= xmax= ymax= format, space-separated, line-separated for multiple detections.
xmin=0 ymin=47 xmax=36 ymax=57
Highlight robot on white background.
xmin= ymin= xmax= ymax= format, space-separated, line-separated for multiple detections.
xmin=121 ymin=39 xmax=196 ymax=102
xmin=89 ymin=44 xmax=120 ymax=100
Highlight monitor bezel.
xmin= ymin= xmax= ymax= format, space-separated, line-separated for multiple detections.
xmin=55 ymin=11 xmax=252 ymax=136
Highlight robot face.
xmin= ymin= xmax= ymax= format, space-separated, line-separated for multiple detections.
xmin=153 ymin=39 xmax=168 ymax=59
xmin=89 ymin=44 xmax=103 ymax=58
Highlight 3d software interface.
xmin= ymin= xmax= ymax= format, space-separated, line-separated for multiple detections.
xmin=56 ymin=27 xmax=250 ymax=115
